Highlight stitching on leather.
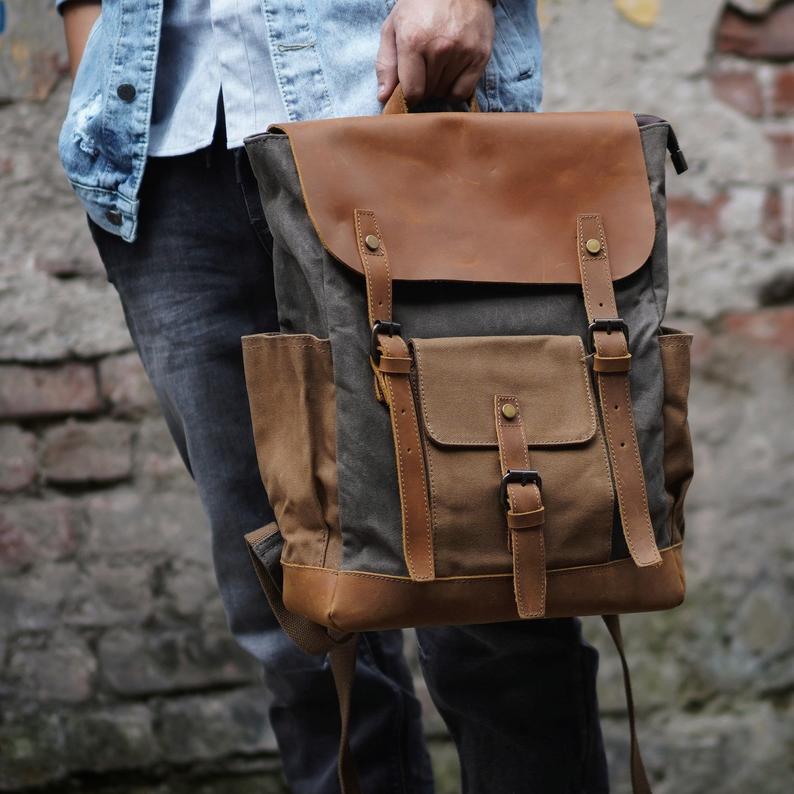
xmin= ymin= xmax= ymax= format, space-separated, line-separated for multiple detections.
xmin=579 ymin=213 xmax=659 ymax=566
xmin=355 ymin=209 xmax=385 ymax=257
xmin=622 ymin=373 xmax=657 ymax=556
xmin=384 ymin=375 xmax=416 ymax=578
xmin=594 ymin=420 xmax=615 ymax=563
xmin=404 ymin=375 xmax=434 ymax=577
xmin=386 ymin=367 xmax=434 ymax=581
xmin=356 ymin=212 xmax=377 ymax=326
xmin=495 ymin=395 xmax=545 ymax=616
xmin=280 ymin=542 xmax=682 ymax=581
xmin=369 ymin=215 xmax=392 ymax=323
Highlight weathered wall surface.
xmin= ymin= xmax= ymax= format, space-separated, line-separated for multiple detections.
xmin=0 ymin=1 xmax=792 ymax=792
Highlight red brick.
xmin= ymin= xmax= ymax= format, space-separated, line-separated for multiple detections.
xmin=762 ymin=187 xmax=785 ymax=243
xmin=767 ymin=131 xmax=794 ymax=177
xmin=0 ymin=500 xmax=81 ymax=571
xmin=667 ymin=193 xmax=728 ymax=240
xmin=772 ymin=67 xmax=794 ymax=115
xmin=0 ymin=427 xmax=37 ymax=493
xmin=0 ymin=363 xmax=100 ymax=419
xmin=715 ymin=4 xmax=794 ymax=60
xmin=41 ymin=420 xmax=133 ymax=484
xmin=722 ymin=307 xmax=794 ymax=356
xmin=710 ymin=70 xmax=764 ymax=118
xmin=99 ymin=352 xmax=158 ymax=416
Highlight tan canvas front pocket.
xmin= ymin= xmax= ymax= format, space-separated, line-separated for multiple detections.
xmin=658 ymin=330 xmax=694 ymax=545
xmin=241 ymin=333 xmax=341 ymax=569
xmin=411 ymin=335 xmax=615 ymax=577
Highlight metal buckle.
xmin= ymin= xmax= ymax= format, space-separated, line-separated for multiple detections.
xmin=499 ymin=469 xmax=543 ymax=511
xmin=586 ymin=318 xmax=629 ymax=355
xmin=370 ymin=320 xmax=402 ymax=364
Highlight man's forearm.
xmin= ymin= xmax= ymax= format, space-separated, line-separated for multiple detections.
xmin=63 ymin=1 xmax=102 ymax=79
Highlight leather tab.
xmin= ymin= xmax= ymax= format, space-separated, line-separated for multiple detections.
xmin=355 ymin=209 xmax=392 ymax=328
xmin=376 ymin=354 xmax=412 ymax=374
xmin=577 ymin=215 xmax=662 ymax=569
xmin=356 ymin=212 xmax=435 ymax=582
xmin=593 ymin=352 xmax=632 ymax=373
xmin=603 ymin=615 xmax=654 ymax=794
xmin=493 ymin=395 xmax=546 ymax=618
xmin=506 ymin=506 xmax=546 ymax=530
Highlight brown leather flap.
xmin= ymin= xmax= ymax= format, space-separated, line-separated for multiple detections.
xmin=261 ymin=110 xmax=655 ymax=285
xmin=411 ymin=335 xmax=597 ymax=447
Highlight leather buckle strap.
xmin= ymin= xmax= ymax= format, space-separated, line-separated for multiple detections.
xmin=499 ymin=469 xmax=543 ymax=510
xmin=588 ymin=319 xmax=632 ymax=373
xmin=493 ymin=396 xmax=546 ymax=618
xmin=577 ymin=214 xmax=662 ymax=568
xmin=370 ymin=320 xmax=402 ymax=364
xmin=370 ymin=321 xmax=411 ymax=374
xmin=587 ymin=318 xmax=630 ymax=353
xmin=356 ymin=209 xmax=435 ymax=582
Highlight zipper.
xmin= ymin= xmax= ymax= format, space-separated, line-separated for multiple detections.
xmin=634 ymin=113 xmax=688 ymax=175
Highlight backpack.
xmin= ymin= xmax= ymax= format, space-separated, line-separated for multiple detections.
xmin=240 ymin=86 xmax=693 ymax=794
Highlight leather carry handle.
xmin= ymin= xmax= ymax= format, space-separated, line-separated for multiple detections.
xmin=382 ymin=82 xmax=480 ymax=115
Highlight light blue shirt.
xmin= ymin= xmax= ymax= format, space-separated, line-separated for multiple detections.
xmin=149 ymin=0 xmax=286 ymax=155
xmin=56 ymin=0 xmax=543 ymax=241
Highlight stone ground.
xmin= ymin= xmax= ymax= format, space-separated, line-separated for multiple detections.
xmin=0 ymin=1 xmax=792 ymax=792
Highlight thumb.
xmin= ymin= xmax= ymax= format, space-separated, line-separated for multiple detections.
xmin=375 ymin=17 xmax=398 ymax=102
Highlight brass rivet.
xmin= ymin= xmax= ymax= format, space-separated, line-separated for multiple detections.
xmin=365 ymin=234 xmax=380 ymax=251
xmin=585 ymin=238 xmax=602 ymax=255
xmin=501 ymin=403 xmax=517 ymax=420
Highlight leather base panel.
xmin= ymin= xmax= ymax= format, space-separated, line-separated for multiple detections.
xmin=282 ymin=544 xmax=685 ymax=632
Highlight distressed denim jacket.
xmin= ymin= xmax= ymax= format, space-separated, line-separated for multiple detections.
xmin=57 ymin=0 xmax=543 ymax=242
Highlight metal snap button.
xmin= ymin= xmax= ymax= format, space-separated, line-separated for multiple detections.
xmin=117 ymin=84 xmax=136 ymax=102
xmin=105 ymin=209 xmax=123 ymax=226
xmin=364 ymin=234 xmax=380 ymax=251
xmin=501 ymin=403 xmax=517 ymax=420
xmin=585 ymin=238 xmax=602 ymax=255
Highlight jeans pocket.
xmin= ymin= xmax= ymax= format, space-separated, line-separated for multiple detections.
xmin=494 ymin=1 xmax=537 ymax=80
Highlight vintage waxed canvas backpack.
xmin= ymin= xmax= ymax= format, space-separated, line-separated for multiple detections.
xmin=240 ymin=86 xmax=693 ymax=794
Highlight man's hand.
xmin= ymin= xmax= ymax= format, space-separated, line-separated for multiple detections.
xmin=63 ymin=1 xmax=102 ymax=79
xmin=376 ymin=0 xmax=495 ymax=106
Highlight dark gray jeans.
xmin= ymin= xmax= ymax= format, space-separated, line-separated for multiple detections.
xmin=89 ymin=125 xmax=608 ymax=794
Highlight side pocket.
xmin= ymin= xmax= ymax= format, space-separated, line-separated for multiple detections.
xmin=658 ymin=329 xmax=694 ymax=544
xmin=241 ymin=333 xmax=341 ymax=569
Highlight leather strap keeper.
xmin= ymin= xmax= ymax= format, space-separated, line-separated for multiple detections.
xmin=593 ymin=352 xmax=632 ymax=373
xmin=376 ymin=354 xmax=413 ymax=374
xmin=506 ymin=506 xmax=546 ymax=530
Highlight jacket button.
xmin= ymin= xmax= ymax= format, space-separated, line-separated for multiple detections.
xmin=117 ymin=83 xmax=136 ymax=102
xmin=105 ymin=209 xmax=123 ymax=226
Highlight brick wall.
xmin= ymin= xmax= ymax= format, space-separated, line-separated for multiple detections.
xmin=1 ymin=2 xmax=793 ymax=793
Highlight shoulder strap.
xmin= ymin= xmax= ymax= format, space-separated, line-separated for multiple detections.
xmin=245 ymin=524 xmax=361 ymax=794
xmin=603 ymin=614 xmax=653 ymax=794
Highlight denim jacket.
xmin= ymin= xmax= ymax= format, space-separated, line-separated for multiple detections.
xmin=57 ymin=0 xmax=543 ymax=242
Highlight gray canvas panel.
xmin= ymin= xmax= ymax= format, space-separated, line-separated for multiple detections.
xmin=245 ymin=120 xmax=672 ymax=576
